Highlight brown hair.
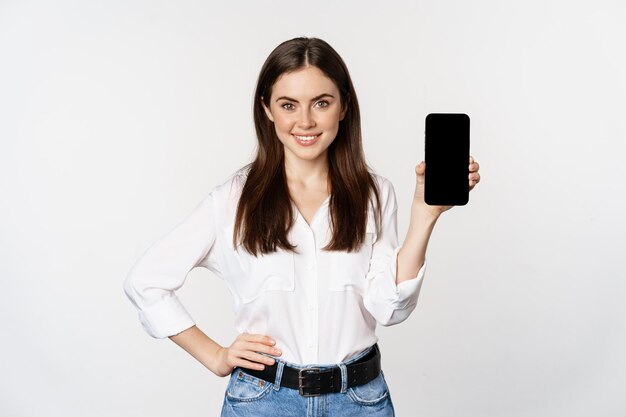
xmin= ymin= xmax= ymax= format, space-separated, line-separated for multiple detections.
xmin=233 ymin=36 xmax=383 ymax=256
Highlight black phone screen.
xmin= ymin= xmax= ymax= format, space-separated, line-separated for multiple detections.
xmin=424 ymin=113 xmax=470 ymax=206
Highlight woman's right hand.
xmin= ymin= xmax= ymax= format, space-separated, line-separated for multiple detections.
xmin=212 ymin=332 xmax=282 ymax=377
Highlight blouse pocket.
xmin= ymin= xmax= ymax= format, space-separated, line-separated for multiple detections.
xmin=328 ymin=214 xmax=377 ymax=295
xmin=221 ymin=222 xmax=295 ymax=304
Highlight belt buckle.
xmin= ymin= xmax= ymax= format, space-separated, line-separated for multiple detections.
xmin=298 ymin=367 xmax=322 ymax=397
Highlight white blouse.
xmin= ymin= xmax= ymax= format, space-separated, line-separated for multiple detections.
xmin=123 ymin=170 xmax=427 ymax=366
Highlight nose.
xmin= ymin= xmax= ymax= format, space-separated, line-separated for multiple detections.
xmin=298 ymin=107 xmax=316 ymax=128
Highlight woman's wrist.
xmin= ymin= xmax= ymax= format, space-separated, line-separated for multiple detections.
xmin=411 ymin=201 xmax=441 ymax=222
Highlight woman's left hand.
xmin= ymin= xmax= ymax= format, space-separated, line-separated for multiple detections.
xmin=413 ymin=155 xmax=481 ymax=218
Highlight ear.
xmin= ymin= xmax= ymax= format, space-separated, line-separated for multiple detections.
xmin=261 ymin=96 xmax=274 ymax=123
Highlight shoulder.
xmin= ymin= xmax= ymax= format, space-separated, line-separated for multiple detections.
xmin=368 ymin=171 xmax=397 ymax=213
xmin=369 ymin=171 xmax=396 ymax=199
xmin=203 ymin=167 xmax=249 ymax=220
xmin=370 ymin=171 xmax=393 ymax=192
xmin=212 ymin=168 xmax=247 ymax=196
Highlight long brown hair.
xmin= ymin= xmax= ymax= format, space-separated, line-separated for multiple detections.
xmin=233 ymin=37 xmax=383 ymax=256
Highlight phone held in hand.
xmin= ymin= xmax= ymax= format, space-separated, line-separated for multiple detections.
xmin=424 ymin=113 xmax=470 ymax=206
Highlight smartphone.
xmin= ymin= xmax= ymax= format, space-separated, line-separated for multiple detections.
xmin=424 ymin=113 xmax=470 ymax=206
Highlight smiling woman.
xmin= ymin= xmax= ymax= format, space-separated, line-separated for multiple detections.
xmin=123 ymin=35 xmax=481 ymax=417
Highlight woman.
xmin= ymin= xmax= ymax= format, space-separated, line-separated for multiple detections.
xmin=123 ymin=37 xmax=481 ymax=416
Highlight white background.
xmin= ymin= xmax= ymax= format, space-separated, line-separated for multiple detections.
xmin=1 ymin=0 xmax=625 ymax=416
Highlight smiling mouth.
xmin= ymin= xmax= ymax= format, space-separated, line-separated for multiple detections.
xmin=292 ymin=133 xmax=321 ymax=146
xmin=292 ymin=133 xmax=321 ymax=140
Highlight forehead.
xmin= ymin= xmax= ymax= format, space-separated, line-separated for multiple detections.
xmin=271 ymin=66 xmax=338 ymax=98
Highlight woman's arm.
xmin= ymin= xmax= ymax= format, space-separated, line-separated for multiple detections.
xmin=170 ymin=326 xmax=283 ymax=378
xmin=169 ymin=325 xmax=224 ymax=375
xmin=397 ymin=156 xmax=481 ymax=284
xmin=123 ymin=193 xmax=217 ymax=339
xmin=396 ymin=208 xmax=438 ymax=285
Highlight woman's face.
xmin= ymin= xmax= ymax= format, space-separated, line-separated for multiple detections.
xmin=262 ymin=65 xmax=347 ymax=166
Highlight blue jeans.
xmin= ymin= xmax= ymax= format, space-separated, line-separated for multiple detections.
xmin=220 ymin=344 xmax=395 ymax=416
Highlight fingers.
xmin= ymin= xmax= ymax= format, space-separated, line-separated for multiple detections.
xmin=249 ymin=341 xmax=282 ymax=357
xmin=234 ymin=332 xmax=282 ymax=371
xmin=241 ymin=349 xmax=277 ymax=368
xmin=242 ymin=332 xmax=275 ymax=345
xmin=469 ymin=155 xmax=479 ymax=172
xmin=237 ymin=357 xmax=271 ymax=370
xmin=468 ymin=156 xmax=481 ymax=189
xmin=469 ymin=173 xmax=480 ymax=191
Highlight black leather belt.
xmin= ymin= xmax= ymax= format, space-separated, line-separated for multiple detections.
xmin=240 ymin=343 xmax=381 ymax=397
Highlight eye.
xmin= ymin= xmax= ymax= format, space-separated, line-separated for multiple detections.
xmin=281 ymin=102 xmax=295 ymax=110
xmin=316 ymin=100 xmax=330 ymax=108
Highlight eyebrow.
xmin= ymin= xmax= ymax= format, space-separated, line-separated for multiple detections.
xmin=275 ymin=93 xmax=335 ymax=103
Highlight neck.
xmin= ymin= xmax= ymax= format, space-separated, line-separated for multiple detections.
xmin=285 ymin=157 xmax=330 ymax=193
xmin=283 ymin=154 xmax=329 ymax=187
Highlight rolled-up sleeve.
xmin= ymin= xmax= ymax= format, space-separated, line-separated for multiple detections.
xmin=123 ymin=191 xmax=219 ymax=339
xmin=363 ymin=180 xmax=427 ymax=327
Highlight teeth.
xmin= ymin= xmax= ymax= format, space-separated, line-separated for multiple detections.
xmin=294 ymin=134 xmax=319 ymax=141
